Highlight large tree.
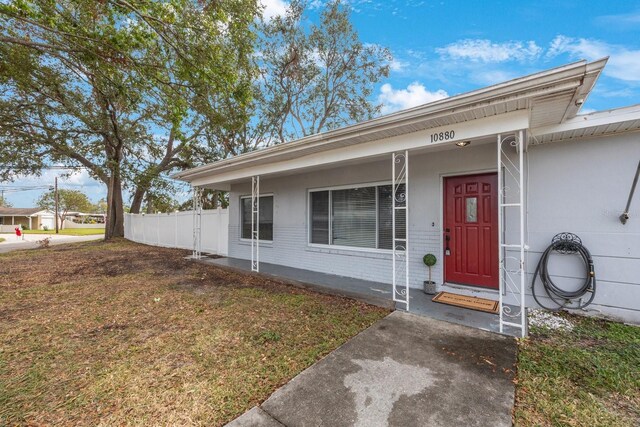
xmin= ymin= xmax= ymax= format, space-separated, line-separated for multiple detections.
xmin=0 ymin=0 xmax=258 ymax=238
xmin=259 ymin=0 xmax=391 ymax=144
xmin=0 ymin=194 xmax=12 ymax=207
xmin=37 ymin=188 xmax=95 ymax=228
xmin=211 ymin=0 xmax=393 ymax=156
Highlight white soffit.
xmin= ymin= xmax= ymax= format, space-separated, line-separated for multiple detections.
xmin=530 ymin=104 xmax=640 ymax=144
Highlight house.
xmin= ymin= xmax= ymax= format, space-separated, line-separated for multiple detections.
xmin=62 ymin=212 xmax=106 ymax=229
xmin=0 ymin=207 xmax=55 ymax=232
xmin=174 ymin=59 xmax=640 ymax=335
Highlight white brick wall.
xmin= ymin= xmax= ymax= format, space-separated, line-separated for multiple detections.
xmin=226 ymin=134 xmax=640 ymax=324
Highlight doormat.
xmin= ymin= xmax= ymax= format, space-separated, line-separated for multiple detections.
xmin=432 ymin=292 xmax=499 ymax=314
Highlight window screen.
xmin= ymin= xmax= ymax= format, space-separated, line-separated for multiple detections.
xmin=241 ymin=195 xmax=273 ymax=240
xmin=309 ymin=184 xmax=406 ymax=250
xmin=377 ymin=184 xmax=405 ymax=249
xmin=310 ymin=191 xmax=329 ymax=244
xmin=331 ymin=187 xmax=377 ymax=248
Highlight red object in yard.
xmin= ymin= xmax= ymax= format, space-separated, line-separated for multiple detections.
xmin=15 ymin=227 xmax=22 ymax=237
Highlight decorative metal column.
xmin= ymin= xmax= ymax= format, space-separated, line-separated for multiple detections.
xmin=392 ymin=150 xmax=409 ymax=310
xmin=497 ymin=131 xmax=527 ymax=337
xmin=251 ymin=176 xmax=260 ymax=272
xmin=192 ymin=186 xmax=203 ymax=259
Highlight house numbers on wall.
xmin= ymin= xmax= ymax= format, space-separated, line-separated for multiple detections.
xmin=430 ymin=130 xmax=455 ymax=143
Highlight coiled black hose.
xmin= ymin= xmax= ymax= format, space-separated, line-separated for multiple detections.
xmin=531 ymin=233 xmax=597 ymax=311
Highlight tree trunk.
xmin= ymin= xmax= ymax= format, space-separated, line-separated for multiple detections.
xmin=129 ymin=186 xmax=146 ymax=214
xmin=105 ymin=171 xmax=125 ymax=239
xmin=145 ymin=192 xmax=154 ymax=214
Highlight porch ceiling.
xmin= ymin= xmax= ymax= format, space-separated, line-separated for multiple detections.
xmin=175 ymin=59 xmax=607 ymax=189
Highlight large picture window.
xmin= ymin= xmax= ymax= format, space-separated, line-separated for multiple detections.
xmin=309 ymin=183 xmax=406 ymax=250
xmin=241 ymin=195 xmax=273 ymax=241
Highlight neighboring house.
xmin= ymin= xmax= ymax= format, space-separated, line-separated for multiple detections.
xmin=63 ymin=212 xmax=106 ymax=228
xmin=0 ymin=208 xmax=55 ymax=231
xmin=64 ymin=212 xmax=107 ymax=225
xmin=175 ymin=59 xmax=640 ymax=332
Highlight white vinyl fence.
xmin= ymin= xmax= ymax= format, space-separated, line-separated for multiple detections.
xmin=124 ymin=208 xmax=228 ymax=255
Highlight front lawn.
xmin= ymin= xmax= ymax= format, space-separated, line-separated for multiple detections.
xmin=0 ymin=240 xmax=389 ymax=426
xmin=21 ymin=228 xmax=105 ymax=236
xmin=515 ymin=313 xmax=640 ymax=426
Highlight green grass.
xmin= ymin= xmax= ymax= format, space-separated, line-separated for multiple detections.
xmin=21 ymin=228 xmax=105 ymax=236
xmin=515 ymin=314 xmax=640 ymax=426
xmin=0 ymin=239 xmax=389 ymax=426
xmin=0 ymin=237 xmax=4 ymax=243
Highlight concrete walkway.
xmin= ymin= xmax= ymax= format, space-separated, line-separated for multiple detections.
xmin=227 ymin=311 xmax=517 ymax=427
xmin=0 ymin=233 xmax=102 ymax=253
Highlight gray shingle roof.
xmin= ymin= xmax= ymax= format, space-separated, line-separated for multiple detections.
xmin=0 ymin=207 xmax=44 ymax=216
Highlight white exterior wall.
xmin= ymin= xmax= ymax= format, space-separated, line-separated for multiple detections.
xmin=227 ymin=132 xmax=640 ymax=323
xmin=523 ymin=133 xmax=640 ymax=322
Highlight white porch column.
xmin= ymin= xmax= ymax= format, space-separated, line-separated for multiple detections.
xmin=392 ymin=151 xmax=409 ymax=310
xmin=497 ymin=130 xmax=527 ymax=337
xmin=192 ymin=186 xmax=202 ymax=259
xmin=251 ymin=176 xmax=260 ymax=272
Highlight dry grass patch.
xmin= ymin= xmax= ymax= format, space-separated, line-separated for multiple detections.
xmin=0 ymin=239 xmax=389 ymax=426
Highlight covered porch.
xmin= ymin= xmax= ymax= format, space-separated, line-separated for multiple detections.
xmin=190 ymin=127 xmax=530 ymax=337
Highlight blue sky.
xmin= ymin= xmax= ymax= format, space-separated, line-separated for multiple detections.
xmin=327 ymin=0 xmax=640 ymax=114
xmin=6 ymin=0 xmax=639 ymax=208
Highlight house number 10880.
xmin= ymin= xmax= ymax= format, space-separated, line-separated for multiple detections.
xmin=430 ymin=130 xmax=455 ymax=143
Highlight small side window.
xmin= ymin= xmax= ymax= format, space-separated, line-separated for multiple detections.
xmin=241 ymin=195 xmax=273 ymax=241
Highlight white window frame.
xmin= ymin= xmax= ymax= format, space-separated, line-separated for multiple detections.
xmin=307 ymin=181 xmax=400 ymax=254
xmin=240 ymin=193 xmax=274 ymax=243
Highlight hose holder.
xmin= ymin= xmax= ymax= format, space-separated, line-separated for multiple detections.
xmin=551 ymin=232 xmax=582 ymax=254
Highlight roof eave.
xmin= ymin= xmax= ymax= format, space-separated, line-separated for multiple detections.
xmin=174 ymin=59 xmax=604 ymax=183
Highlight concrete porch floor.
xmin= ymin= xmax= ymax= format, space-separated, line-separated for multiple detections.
xmin=200 ymin=256 xmax=521 ymax=337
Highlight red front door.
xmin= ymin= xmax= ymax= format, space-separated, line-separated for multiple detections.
xmin=444 ymin=173 xmax=499 ymax=289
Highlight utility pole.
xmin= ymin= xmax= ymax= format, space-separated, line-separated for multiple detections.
xmin=54 ymin=176 xmax=59 ymax=234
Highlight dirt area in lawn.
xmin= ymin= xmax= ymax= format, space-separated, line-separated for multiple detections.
xmin=0 ymin=239 xmax=389 ymax=426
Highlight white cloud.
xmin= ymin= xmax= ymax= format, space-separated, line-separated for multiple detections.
xmin=378 ymin=82 xmax=448 ymax=114
xmin=261 ymin=0 xmax=288 ymax=20
xmin=6 ymin=167 xmax=106 ymax=207
xmin=547 ymin=35 xmax=640 ymax=82
xmin=389 ymin=58 xmax=407 ymax=72
xmin=436 ymin=39 xmax=543 ymax=63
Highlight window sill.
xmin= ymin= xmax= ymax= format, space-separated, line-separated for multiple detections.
xmin=305 ymin=245 xmax=392 ymax=259
xmin=238 ymin=239 xmax=274 ymax=248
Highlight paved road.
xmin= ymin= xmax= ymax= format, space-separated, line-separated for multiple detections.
xmin=0 ymin=233 xmax=103 ymax=253
xmin=227 ymin=311 xmax=517 ymax=427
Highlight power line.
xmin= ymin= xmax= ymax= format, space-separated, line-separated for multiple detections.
xmin=0 ymin=165 xmax=90 ymax=170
